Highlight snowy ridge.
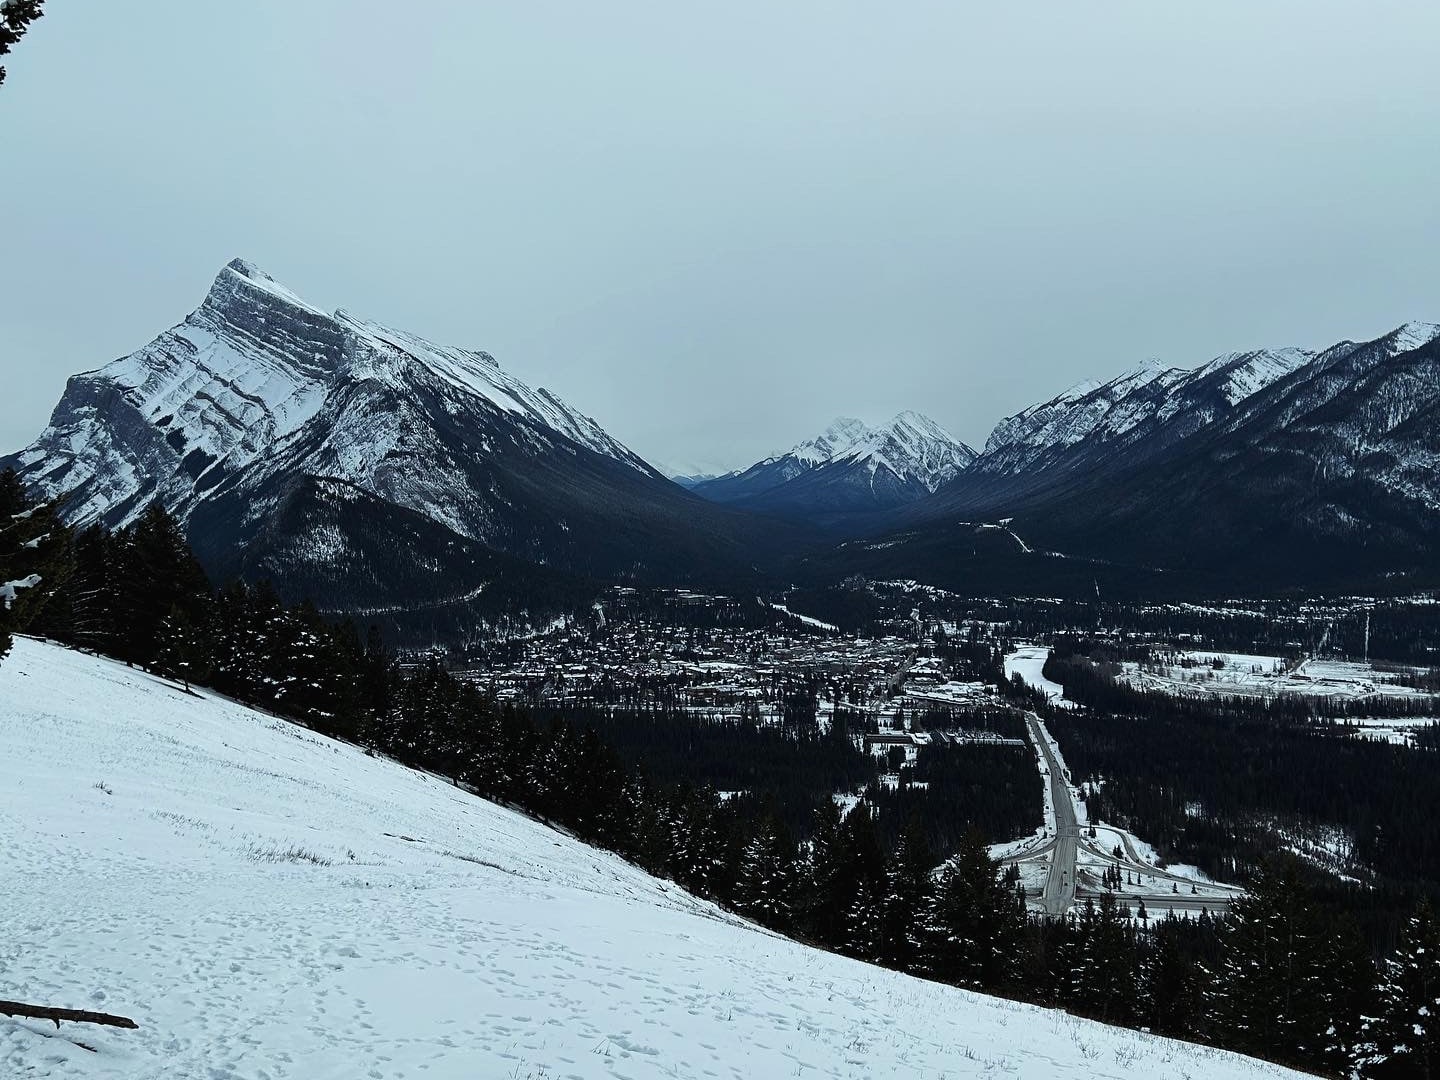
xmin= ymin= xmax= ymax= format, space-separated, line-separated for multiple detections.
xmin=0 ymin=636 xmax=1303 ymax=1079
xmin=696 ymin=412 xmax=976 ymax=512
xmin=975 ymin=347 xmax=1316 ymax=477
xmin=342 ymin=314 xmax=650 ymax=473
xmin=982 ymin=360 xmax=1175 ymax=459
xmin=784 ymin=416 xmax=875 ymax=468
xmin=779 ymin=413 xmax=976 ymax=491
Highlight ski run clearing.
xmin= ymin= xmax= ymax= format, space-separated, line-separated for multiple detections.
xmin=1 ymin=638 xmax=1302 ymax=1080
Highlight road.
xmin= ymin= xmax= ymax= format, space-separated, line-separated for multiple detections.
xmin=1017 ymin=711 xmax=1244 ymax=917
xmin=1027 ymin=714 xmax=1078 ymax=915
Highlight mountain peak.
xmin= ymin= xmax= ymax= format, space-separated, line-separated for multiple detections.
xmin=223 ymin=256 xmax=272 ymax=281
xmin=202 ymin=257 xmax=331 ymax=324
xmin=787 ymin=416 xmax=873 ymax=465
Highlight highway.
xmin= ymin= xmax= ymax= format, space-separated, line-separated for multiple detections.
xmin=1017 ymin=710 xmax=1243 ymax=917
xmin=1028 ymin=714 xmax=1079 ymax=915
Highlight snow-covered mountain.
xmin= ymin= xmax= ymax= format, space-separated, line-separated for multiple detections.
xmin=693 ymin=412 xmax=976 ymax=519
xmin=969 ymin=347 xmax=1314 ymax=484
xmin=0 ymin=635 xmax=1304 ymax=1080
xmin=1 ymin=261 xmax=803 ymax=635
xmin=8 ymin=258 xmax=656 ymax=531
xmin=826 ymin=321 xmax=1440 ymax=593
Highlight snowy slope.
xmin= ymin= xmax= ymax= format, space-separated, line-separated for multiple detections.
xmin=0 ymin=637 xmax=1303 ymax=1080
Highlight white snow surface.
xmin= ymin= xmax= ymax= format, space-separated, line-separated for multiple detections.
xmin=1005 ymin=645 xmax=1075 ymax=708
xmin=0 ymin=637 xmax=1303 ymax=1080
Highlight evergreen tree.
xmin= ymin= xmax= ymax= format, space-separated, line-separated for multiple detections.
xmin=113 ymin=503 xmax=209 ymax=667
xmin=1209 ymin=858 xmax=1366 ymax=1074
xmin=915 ymin=829 xmax=1024 ymax=991
xmin=878 ymin=818 xmax=933 ymax=969
xmin=155 ymin=603 xmax=214 ymax=691
xmin=733 ymin=813 xmax=796 ymax=932
xmin=33 ymin=524 xmax=118 ymax=654
xmin=0 ymin=468 xmax=71 ymax=664
xmin=0 ymin=0 xmax=45 ymax=87
xmin=1355 ymin=898 xmax=1440 ymax=1079
xmin=1070 ymin=891 xmax=1140 ymax=1025
xmin=795 ymin=798 xmax=846 ymax=946
xmin=844 ymin=878 xmax=884 ymax=962
xmin=1142 ymin=913 xmax=1208 ymax=1038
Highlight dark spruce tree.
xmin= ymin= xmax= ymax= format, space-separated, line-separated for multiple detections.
xmin=1208 ymin=858 xmax=1371 ymax=1075
xmin=1355 ymin=898 xmax=1440 ymax=1079
xmin=0 ymin=0 xmax=44 ymax=86
xmin=0 ymin=467 xmax=71 ymax=664
xmin=914 ymin=829 xmax=1026 ymax=993
xmin=879 ymin=818 xmax=934 ymax=970
xmin=794 ymin=798 xmax=847 ymax=946
xmin=733 ymin=812 xmax=797 ymax=933
xmin=114 ymin=503 xmax=210 ymax=668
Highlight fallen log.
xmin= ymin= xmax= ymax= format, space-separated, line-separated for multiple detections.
xmin=0 ymin=999 xmax=138 ymax=1030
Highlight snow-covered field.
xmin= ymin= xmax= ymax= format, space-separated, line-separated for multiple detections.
xmin=1004 ymin=645 xmax=1074 ymax=707
xmin=1341 ymin=716 xmax=1440 ymax=747
xmin=1120 ymin=651 xmax=1429 ymax=702
xmin=1 ymin=638 xmax=1302 ymax=1079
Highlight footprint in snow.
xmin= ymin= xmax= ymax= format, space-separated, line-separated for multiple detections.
xmin=609 ymin=1035 xmax=659 ymax=1055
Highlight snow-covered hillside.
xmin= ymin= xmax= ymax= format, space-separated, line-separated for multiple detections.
xmin=0 ymin=637 xmax=1303 ymax=1080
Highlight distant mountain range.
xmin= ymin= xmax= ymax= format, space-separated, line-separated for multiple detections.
xmin=9 ymin=259 xmax=1440 ymax=625
xmin=812 ymin=321 xmax=1440 ymax=594
xmin=692 ymin=413 xmax=976 ymax=523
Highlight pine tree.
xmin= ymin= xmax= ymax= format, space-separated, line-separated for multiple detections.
xmin=733 ymin=813 xmax=795 ymax=932
xmin=113 ymin=503 xmax=209 ymax=667
xmin=844 ymin=878 xmax=884 ymax=961
xmin=878 ymin=818 xmax=933 ymax=969
xmin=1142 ymin=913 xmax=1207 ymax=1038
xmin=1070 ymin=891 xmax=1140 ymax=1025
xmin=1209 ymin=858 xmax=1363 ymax=1074
xmin=155 ymin=603 xmax=214 ymax=691
xmin=33 ymin=524 xmax=118 ymax=654
xmin=914 ymin=829 xmax=1024 ymax=991
xmin=0 ymin=0 xmax=45 ymax=88
xmin=1355 ymin=898 xmax=1440 ymax=1079
xmin=795 ymin=798 xmax=846 ymax=946
xmin=0 ymin=467 xmax=71 ymax=664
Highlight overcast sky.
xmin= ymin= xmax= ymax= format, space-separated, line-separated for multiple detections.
xmin=3 ymin=1 xmax=1439 ymax=472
